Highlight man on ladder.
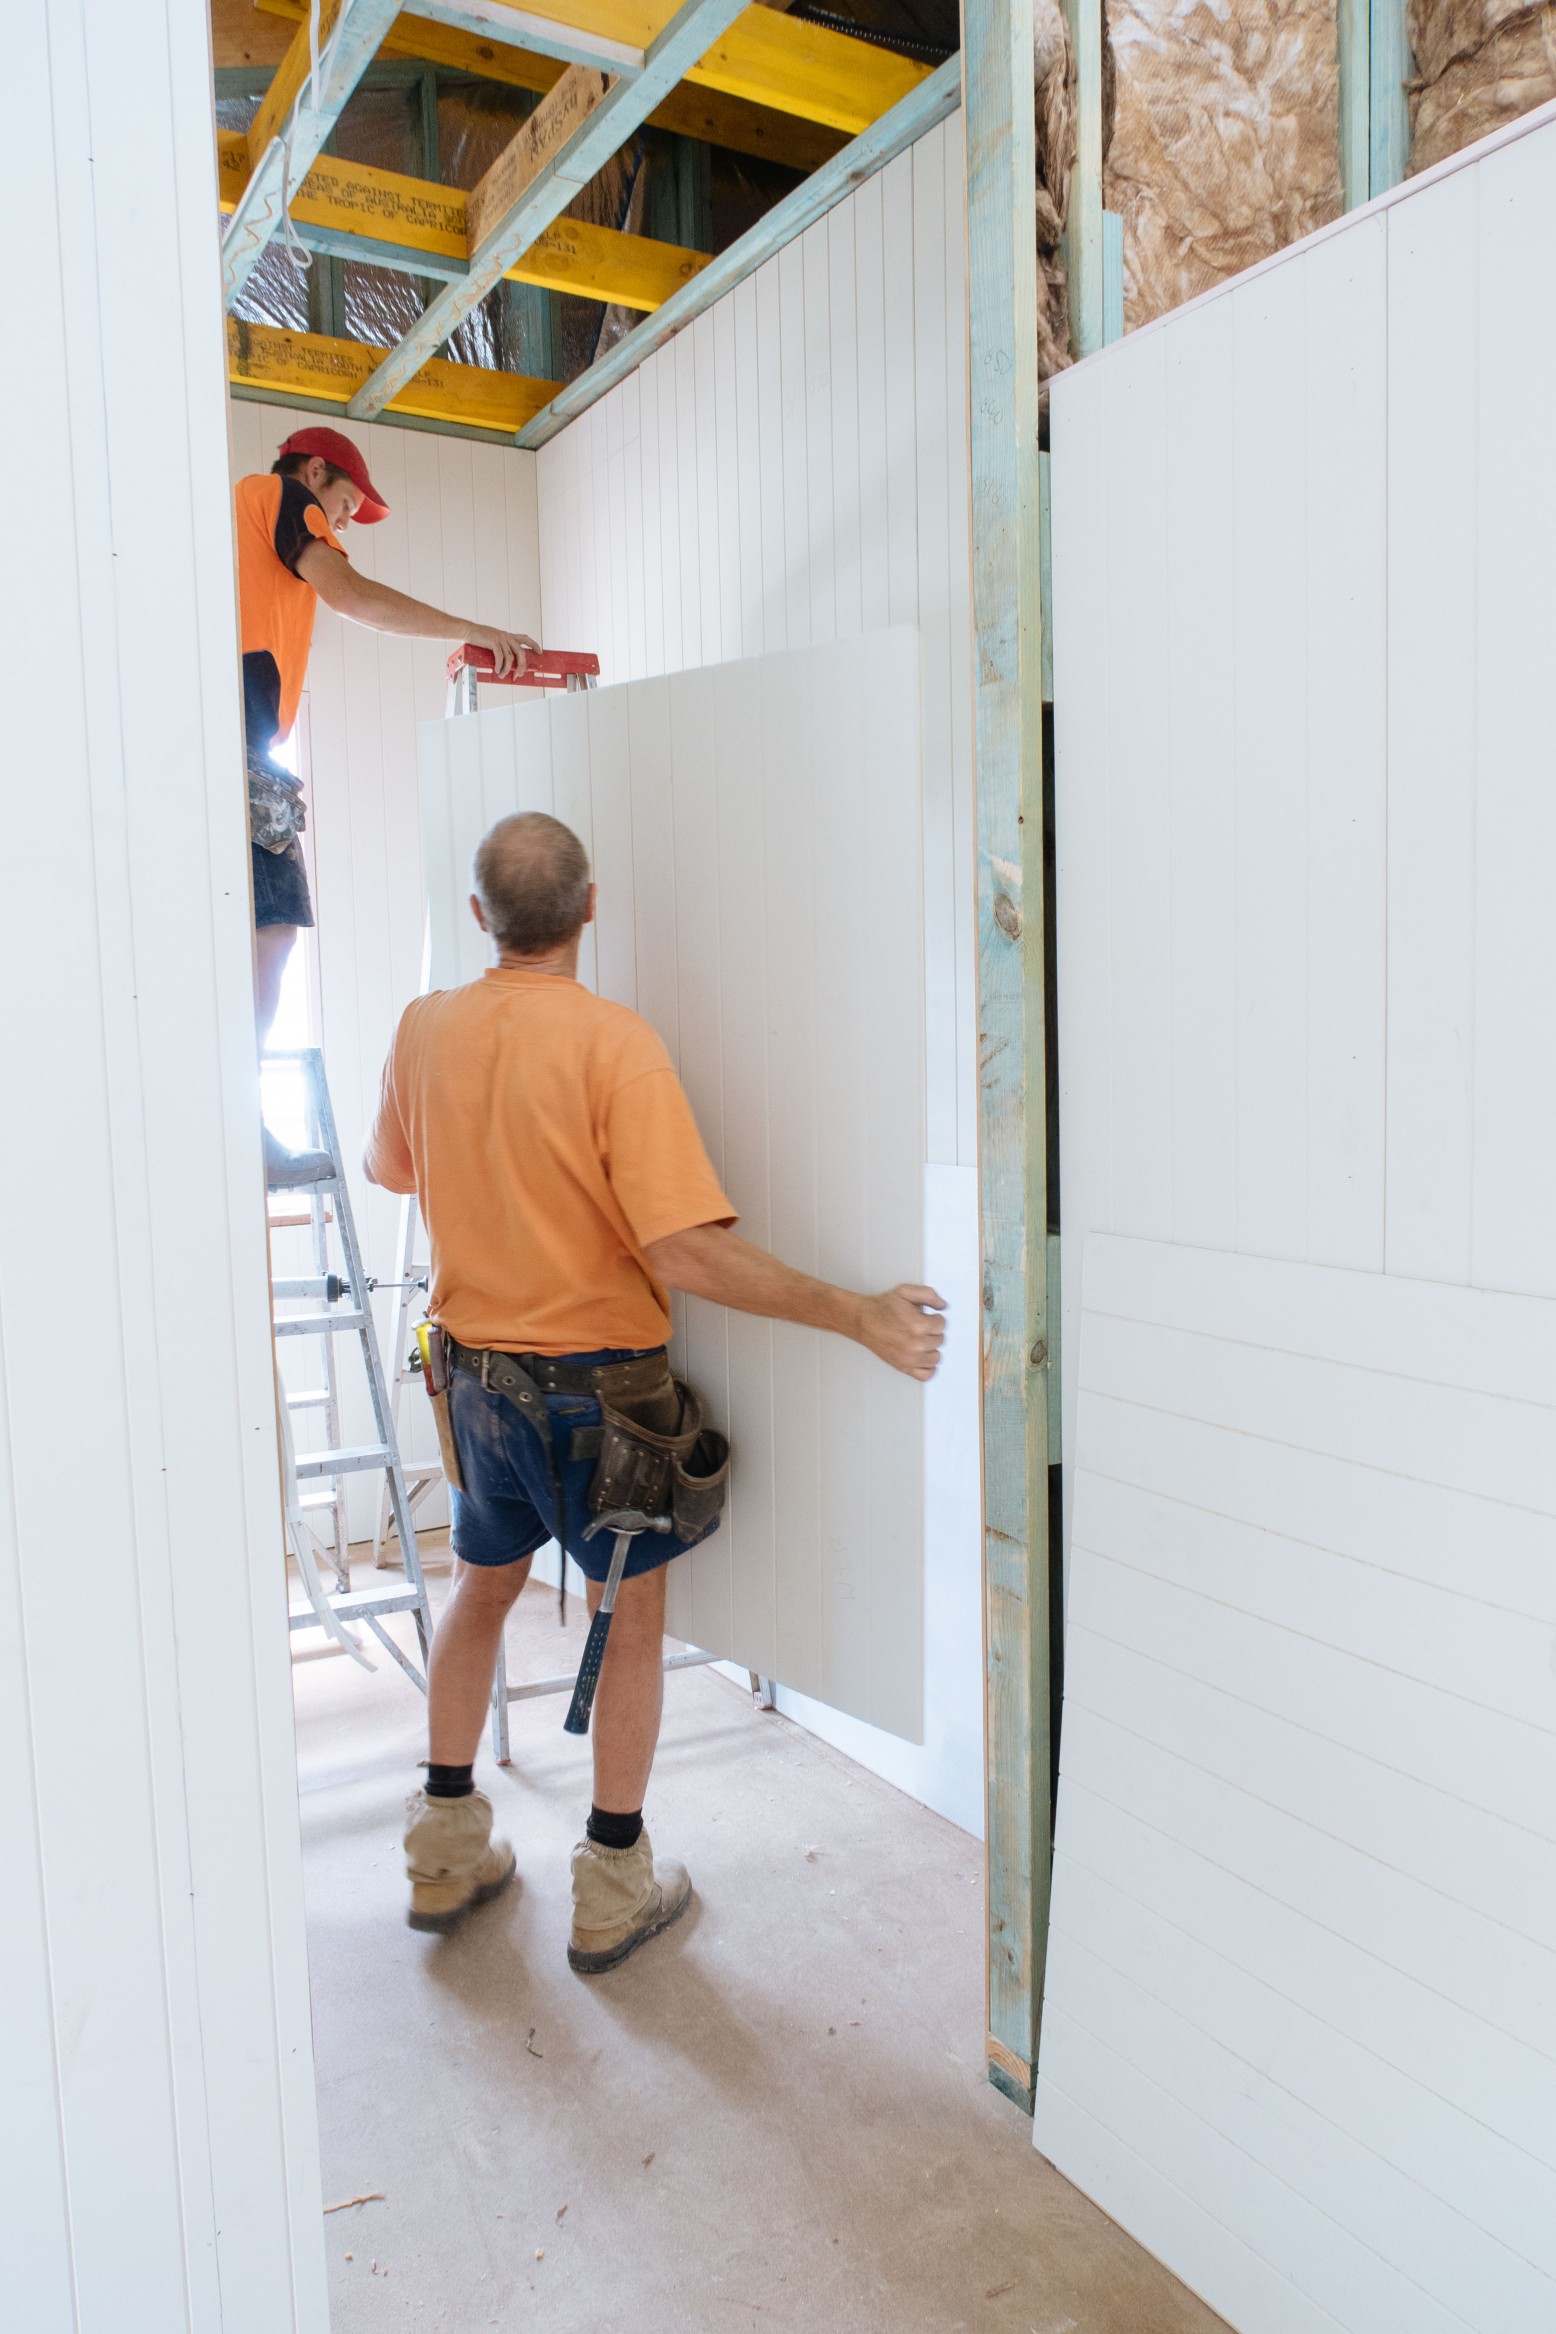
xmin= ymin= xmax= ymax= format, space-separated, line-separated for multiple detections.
xmin=365 ymin=811 xmax=946 ymax=1969
xmin=234 ymin=424 xmax=538 ymax=1155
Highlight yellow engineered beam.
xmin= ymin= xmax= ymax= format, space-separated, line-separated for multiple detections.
xmin=228 ymin=316 xmax=554 ymax=431
xmin=216 ymin=132 xmax=710 ymax=309
xmin=687 ymin=7 xmax=929 ymax=135
xmin=253 ymin=0 xmax=923 ymax=139
xmin=253 ymin=0 xmax=847 ymax=169
xmin=247 ymin=0 xmax=346 ymax=163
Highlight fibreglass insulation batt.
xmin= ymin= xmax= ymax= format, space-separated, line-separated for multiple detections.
xmin=1407 ymin=2 xmax=1556 ymax=170
xmin=1104 ymin=0 xmax=1345 ymax=331
xmin=1035 ymin=0 xmax=1078 ymax=382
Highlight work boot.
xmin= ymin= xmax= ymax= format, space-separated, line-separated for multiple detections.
xmin=404 ymin=1789 xmax=516 ymax=1934
xmin=263 ymin=1125 xmax=334 ymax=1189
xmin=568 ymin=1829 xmax=691 ymax=1973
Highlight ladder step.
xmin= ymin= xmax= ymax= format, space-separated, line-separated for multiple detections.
xmin=294 ymin=1444 xmax=394 ymax=1480
xmin=289 ymin=1586 xmax=424 ymax=1628
xmin=273 ymin=1310 xmax=369 ymax=1336
xmin=285 ymin=1389 xmax=332 ymax=1410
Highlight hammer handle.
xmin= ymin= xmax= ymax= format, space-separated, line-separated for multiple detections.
xmin=562 ymin=1529 xmax=632 ymax=1735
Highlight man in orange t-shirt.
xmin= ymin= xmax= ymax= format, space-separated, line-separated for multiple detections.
xmin=235 ymin=424 xmax=537 ymax=1058
xmin=366 ymin=812 xmax=946 ymax=1968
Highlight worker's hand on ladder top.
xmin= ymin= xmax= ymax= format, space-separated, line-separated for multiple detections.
xmin=858 ymin=1286 xmax=947 ymax=1381
xmin=467 ymin=624 xmax=540 ymax=678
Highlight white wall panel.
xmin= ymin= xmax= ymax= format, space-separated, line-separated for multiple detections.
xmin=5 ymin=2 xmax=327 ymax=2324
xmin=535 ymin=115 xmax=975 ymax=1171
xmin=531 ymin=114 xmax=983 ymax=1826
xmin=420 ymin=633 xmax=927 ymax=1738
xmin=1035 ymin=1238 xmax=1556 ymax=2334
xmin=1047 ymin=101 xmax=1556 ymax=2334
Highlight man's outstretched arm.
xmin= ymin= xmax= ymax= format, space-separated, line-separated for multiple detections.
xmin=643 ymin=1221 xmax=946 ymax=1382
xmin=296 ymin=538 xmax=536 ymax=675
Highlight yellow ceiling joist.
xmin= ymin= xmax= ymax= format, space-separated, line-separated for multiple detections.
xmin=247 ymin=0 xmax=349 ymax=164
xmin=686 ymin=8 xmax=929 ymax=136
xmin=228 ymin=316 xmax=554 ymax=431
xmin=255 ymin=0 xmax=927 ymax=140
xmin=217 ymin=131 xmax=710 ymax=310
xmin=254 ymin=0 xmax=847 ymax=170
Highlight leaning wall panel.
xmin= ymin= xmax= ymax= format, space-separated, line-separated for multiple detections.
xmin=418 ymin=632 xmax=927 ymax=1739
xmin=1048 ymin=104 xmax=1556 ymax=2334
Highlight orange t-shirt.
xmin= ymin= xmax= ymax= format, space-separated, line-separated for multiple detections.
xmin=234 ymin=472 xmax=346 ymax=751
xmin=365 ymin=968 xmax=737 ymax=1355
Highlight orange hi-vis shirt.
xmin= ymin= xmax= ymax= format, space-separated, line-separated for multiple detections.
xmin=365 ymin=968 xmax=737 ymax=1356
xmin=234 ymin=473 xmax=346 ymax=752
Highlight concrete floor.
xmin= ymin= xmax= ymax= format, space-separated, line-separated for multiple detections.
xmin=294 ymin=1547 xmax=1226 ymax=2334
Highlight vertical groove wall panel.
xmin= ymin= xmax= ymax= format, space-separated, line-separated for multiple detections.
xmin=531 ymin=115 xmax=976 ymax=1179
xmin=1162 ymin=296 xmax=1238 ymax=1256
xmin=417 ymin=633 xmax=926 ymax=1735
xmin=526 ymin=114 xmax=982 ymax=1820
xmin=1048 ymin=104 xmax=1556 ymax=2334
xmin=9 ymin=0 xmax=333 ymax=2322
xmin=1470 ymin=128 xmax=1556 ymax=1297
xmin=1230 ymin=262 xmax=1311 ymax=1264
xmin=1383 ymin=169 xmax=1480 ymax=1284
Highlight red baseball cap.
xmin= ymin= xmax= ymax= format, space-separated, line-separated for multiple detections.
xmin=277 ymin=425 xmax=389 ymax=523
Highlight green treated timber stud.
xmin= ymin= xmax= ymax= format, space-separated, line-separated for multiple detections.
xmin=1060 ymin=0 xmax=1104 ymax=356
xmin=1337 ymin=0 xmax=1372 ymax=209
xmin=1369 ymin=0 xmax=1414 ymax=195
xmin=1338 ymin=0 xmax=1414 ymax=207
xmin=1101 ymin=210 xmax=1124 ymax=343
xmin=221 ymin=0 xmax=402 ymax=304
xmin=964 ymin=0 xmax=1052 ymax=2115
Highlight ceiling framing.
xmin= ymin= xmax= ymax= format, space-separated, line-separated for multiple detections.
xmin=216 ymin=0 xmax=951 ymax=442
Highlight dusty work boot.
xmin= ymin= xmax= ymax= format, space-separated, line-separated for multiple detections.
xmin=262 ymin=1125 xmax=333 ymax=1189
xmin=404 ymin=1789 xmax=516 ymax=1934
xmin=568 ymin=1829 xmax=692 ymax=1973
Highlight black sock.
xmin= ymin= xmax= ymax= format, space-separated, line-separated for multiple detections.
xmin=586 ymin=1805 xmax=643 ymax=1851
xmin=424 ymin=1763 xmax=475 ymax=1799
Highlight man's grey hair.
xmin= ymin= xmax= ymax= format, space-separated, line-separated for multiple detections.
xmin=473 ymin=812 xmax=592 ymax=955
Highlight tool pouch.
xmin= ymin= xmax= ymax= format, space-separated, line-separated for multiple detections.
xmin=247 ymin=746 xmax=308 ymax=854
xmin=590 ymin=1378 xmax=703 ymax=1520
xmin=671 ymin=1427 xmax=731 ymax=1544
xmin=415 ymin=1321 xmax=466 ymax=1494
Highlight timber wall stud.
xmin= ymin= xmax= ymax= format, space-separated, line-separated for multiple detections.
xmin=963 ymin=0 xmax=1053 ymax=2114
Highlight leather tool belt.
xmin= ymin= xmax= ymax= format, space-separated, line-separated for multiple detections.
xmin=447 ymin=1336 xmax=730 ymax=1545
xmin=246 ymin=744 xmax=307 ymax=853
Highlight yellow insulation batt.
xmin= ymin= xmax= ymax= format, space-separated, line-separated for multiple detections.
xmin=1104 ymin=0 xmax=1344 ymax=331
xmin=1406 ymin=1 xmax=1556 ymax=171
xmin=1035 ymin=0 xmax=1078 ymax=382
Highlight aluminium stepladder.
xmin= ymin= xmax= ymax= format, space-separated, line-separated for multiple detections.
xmin=370 ymin=1190 xmax=441 ymax=1569
xmin=266 ymin=1047 xmax=433 ymax=1687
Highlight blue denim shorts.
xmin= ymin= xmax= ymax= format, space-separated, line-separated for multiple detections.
xmin=448 ymin=1347 xmax=702 ymax=1583
xmin=252 ymin=837 xmax=314 ymax=929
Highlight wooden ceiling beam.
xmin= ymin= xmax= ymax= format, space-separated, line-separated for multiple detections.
xmin=227 ymin=315 xmax=555 ymax=430
xmin=217 ymin=130 xmax=710 ymax=309
xmin=223 ymin=0 xmax=401 ymax=300
xmin=251 ymin=0 xmax=877 ymax=158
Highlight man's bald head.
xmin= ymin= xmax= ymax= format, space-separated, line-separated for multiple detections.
xmin=472 ymin=812 xmax=592 ymax=956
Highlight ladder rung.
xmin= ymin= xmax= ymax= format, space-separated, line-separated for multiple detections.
xmin=298 ymin=1490 xmax=341 ymax=1512
xmin=285 ymin=1389 xmax=332 ymax=1409
xmin=294 ymin=1444 xmax=393 ymax=1479
xmin=289 ymin=1586 xmax=424 ymax=1627
xmin=274 ymin=1310 xmax=369 ymax=1336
